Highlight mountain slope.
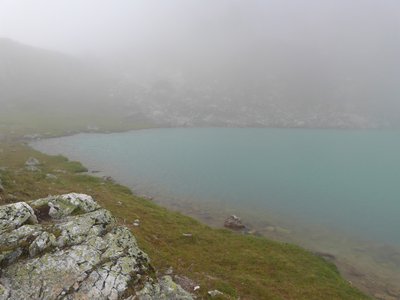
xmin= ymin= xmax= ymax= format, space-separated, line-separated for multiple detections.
xmin=0 ymin=38 xmax=152 ymax=136
xmin=1 ymin=38 xmax=399 ymax=133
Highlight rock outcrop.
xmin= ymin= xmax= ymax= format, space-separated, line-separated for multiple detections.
xmin=0 ymin=193 xmax=193 ymax=300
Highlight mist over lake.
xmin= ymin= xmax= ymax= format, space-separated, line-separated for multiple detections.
xmin=31 ymin=127 xmax=400 ymax=246
xmin=3 ymin=0 xmax=400 ymax=297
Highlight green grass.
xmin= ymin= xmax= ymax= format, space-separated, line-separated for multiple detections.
xmin=0 ymin=109 xmax=156 ymax=140
xmin=0 ymin=142 xmax=369 ymax=299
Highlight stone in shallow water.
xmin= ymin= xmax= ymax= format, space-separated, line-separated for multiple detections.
xmin=224 ymin=215 xmax=246 ymax=230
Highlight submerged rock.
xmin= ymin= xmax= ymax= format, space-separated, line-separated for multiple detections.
xmin=102 ymin=176 xmax=114 ymax=182
xmin=0 ymin=193 xmax=193 ymax=300
xmin=315 ymin=252 xmax=337 ymax=263
xmin=224 ymin=215 xmax=246 ymax=230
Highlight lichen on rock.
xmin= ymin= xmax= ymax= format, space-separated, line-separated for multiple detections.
xmin=0 ymin=193 xmax=194 ymax=300
xmin=31 ymin=193 xmax=101 ymax=219
xmin=137 ymin=276 xmax=194 ymax=300
xmin=0 ymin=202 xmax=38 ymax=235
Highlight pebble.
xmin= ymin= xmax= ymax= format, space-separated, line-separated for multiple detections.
xmin=208 ymin=290 xmax=223 ymax=297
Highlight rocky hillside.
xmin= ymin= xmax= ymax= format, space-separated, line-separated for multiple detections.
xmin=0 ymin=193 xmax=193 ymax=300
xmin=1 ymin=38 xmax=400 ymax=132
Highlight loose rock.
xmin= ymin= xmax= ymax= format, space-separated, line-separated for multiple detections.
xmin=138 ymin=276 xmax=193 ymax=300
xmin=25 ymin=157 xmax=41 ymax=172
xmin=173 ymin=275 xmax=198 ymax=292
xmin=25 ymin=157 xmax=40 ymax=166
xmin=208 ymin=289 xmax=224 ymax=297
xmin=165 ymin=266 xmax=174 ymax=275
xmin=45 ymin=173 xmax=58 ymax=180
xmin=224 ymin=215 xmax=246 ymax=230
xmin=25 ymin=165 xmax=40 ymax=172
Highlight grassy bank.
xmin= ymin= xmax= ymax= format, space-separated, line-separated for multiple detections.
xmin=0 ymin=110 xmax=156 ymax=140
xmin=0 ymin=142 xmax=368 ymax=299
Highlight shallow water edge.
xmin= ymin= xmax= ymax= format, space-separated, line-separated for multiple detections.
xmin=30 ymin=128 xmax=400 ymax=298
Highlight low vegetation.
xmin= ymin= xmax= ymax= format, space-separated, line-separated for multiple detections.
xmin=0 ymin=109 xmax=155 ymax=140
xmin=0 ymin=142 xmax=368 ymax=299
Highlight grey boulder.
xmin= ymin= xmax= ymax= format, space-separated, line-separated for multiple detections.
xmin=0 ymin=193 xmax=193 ymax=300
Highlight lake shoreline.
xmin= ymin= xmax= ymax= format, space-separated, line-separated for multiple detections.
xmin=0 ymin=141 xmax=370 ymax=299
xmin=29 ymin=128 xmax=400 ymax=299
xmin=29 ymin=128 xmax=400 ymax=243
xmin=90 ymin=170 xmax=400 ymax=299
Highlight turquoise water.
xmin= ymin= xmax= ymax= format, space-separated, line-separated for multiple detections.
xmin=32 ymin=128 xmax=400 ymax=245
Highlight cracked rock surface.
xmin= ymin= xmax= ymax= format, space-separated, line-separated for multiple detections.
xmin=0 ymin=193 xmax=193 ymax=300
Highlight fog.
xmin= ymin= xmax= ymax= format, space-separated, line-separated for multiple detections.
xmin=0 ymin=0 xmax=400 ymax=129
xmin=2 ymin=3 xmax=400 ymax=297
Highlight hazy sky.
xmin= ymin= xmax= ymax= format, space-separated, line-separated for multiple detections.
xmin=1 ymin=0 xmax=399 ymax=57
xmin=1 ymin=0 xmax=400 ymax=126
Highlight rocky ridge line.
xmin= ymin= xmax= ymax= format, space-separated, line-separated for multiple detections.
xmin=0 ymin=193 xmax=193 ymax=300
